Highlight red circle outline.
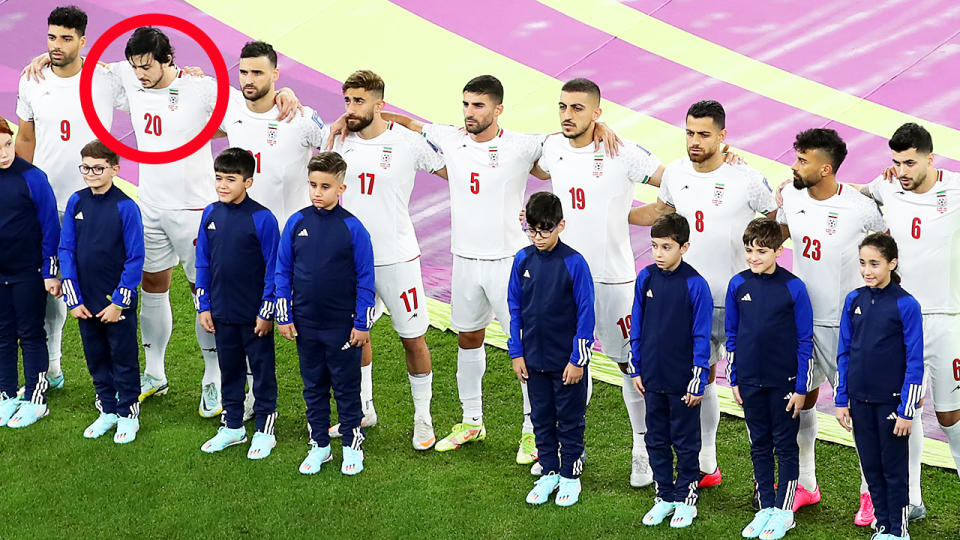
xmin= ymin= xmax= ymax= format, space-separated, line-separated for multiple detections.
xmin=79 ymin=14 xmax=229 ymax=165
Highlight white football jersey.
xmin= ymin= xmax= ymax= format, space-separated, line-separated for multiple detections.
xmin=16 ymin=65 xmax=126 ymax=211
xmin=111 ymin=62 xmax=217 ymax=210
xmin=421 ymin=124 xmax=541 ymax=259
xmin=334 ymin=121 xmax=445 ymax=265
xmin=659 ymin=158 xmax=777 ymax=306
xmin=777 ymin=183 xmax=886 ymax=324
xmin=539 ymin=135 xmax=661 ymax=283
xmin=221 ymin=93 xmax=328 ymax=225
xmin=868 ymin=169 xmax=960 ymax=314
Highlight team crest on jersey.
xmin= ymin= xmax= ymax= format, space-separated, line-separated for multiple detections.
xmin=380 ymin=146 xmax=393 ymax=169
xmin=593 ymin=154 xmax=604 ymax=177
xmin=937 ymin=190 xmax=947 ymax=214
xmin=826 ymin=211 xmax=839 ymax=235
xmin=488 ymin=146 xmax=499 ymax=168
xmin=712 ymin=183 xmax=725 ymax=206
xmin=266 ymin=123 xmax=279 ymax=147
xmin=168 ymin=88 xmax=179 ymax=111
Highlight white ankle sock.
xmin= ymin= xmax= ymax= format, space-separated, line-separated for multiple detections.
xmin=140 ymin=291 xmax=172 ymax=380
xmin=521 ymin=381 xmax=534 ymax=433
xmin=195 ymin=314 xmax=220 ymax=387
xmin=44 ymin=294 xmax=65 ymax=376
xmin=798 ymin=408 xmax=818 ymax=491
xmin=360 ymin=363 xmax=374 ymax=414
xmin=457 ymin=346 xmax=485 ymax=424
xmin=409 ymin=371 xmax=433 ymax=424
xmin=699 ymin=382 xmax=720 ymax=473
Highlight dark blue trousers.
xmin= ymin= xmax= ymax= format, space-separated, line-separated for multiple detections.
xmin=527 ymin=367 xmax=588 ymax=479
xmin=78 ymin=308 xmax=140 ymax=417
xmin=740 ymin=384 xmax=800 ymax=509
xmin=646 ymin=390 xmax=701 ymax=505
xmin=0 ymin=276 xmax=48 ymax=403
xmin=215 ymin=321 xmax=277 ymax=433
xmin=851 ymin=399 xmax=909 ymax=537
xmin=296 ymin=325 xmax=363 ymax=450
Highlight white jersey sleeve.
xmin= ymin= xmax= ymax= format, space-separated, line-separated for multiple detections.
xmin=304 ymin=109 xmax=329 ymax=148
xmin=745 ymin=168 xmax=778 ymax=215
xmin=15 ymin=76 xmax=33 ymax=121
xmin=658 ymin=171 xmax=676 ymax=206
xmin=412 ymin=132 xmax=444 ymax=173
xmin=622 ymin=142 xmax=661 ymax=184
xmin=866 ymin=175 xmax=885 ymax=205
xmin=421 ymin=123 xmax=457 ymax=151
xmin=857 ymin=194 xmax=887 ymax=233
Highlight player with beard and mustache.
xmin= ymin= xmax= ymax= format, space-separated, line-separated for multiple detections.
xmin=776 ymin=128 xmax=886 ymax=515
xmin=362 ymin=75 xmax=619 ymax=462
xmin=331 ymin=70 xmax=447 ymax=451
xmin=628 ymin=100 xmax=778 ymax=492
xmin=16 ymin=6 xmax=126 ymax=392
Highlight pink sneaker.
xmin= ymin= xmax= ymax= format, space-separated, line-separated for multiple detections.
xmin=792 ymin=484 xmax=821 ymax=512
xmin=697 ymin=468 xmax=723 ymax=488
xmin=854 ymin=493 xmax=874 ymax=526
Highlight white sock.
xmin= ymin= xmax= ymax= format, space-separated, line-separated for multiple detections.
xmin=908 ymin=411 xmax=924 ymax=505
xmin=699 ymin=382 xmax=720 ymax=473
xmin=140 ymin=291 xmax=172 ymax=380
xmin=621 ymin=372 xmax=647 ymax=445
xmin=521 ymin=381 xmax=534 ymax=433
xmin=195 ymin=314 xmax=220 ymax=387
xmin=939 ymin=420 xmax=960 ymax=481
xmin=360 ymin=363 xmax=374 ymax=414
xmin=798 ymin=408 xmax=818 ymax=491
xmin=456 ymin=347 xmax=485 ymax=424
xmin=409 ymin=371 xmax=433 ymax=424
xmin=44 ymin=294 xmax=66 ymax=376
xmin=858 ymin=460 xmax=869 ymax=495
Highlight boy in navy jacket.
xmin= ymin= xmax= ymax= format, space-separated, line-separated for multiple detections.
xmin=0 ymin=115 xmax=60 ymax=428
xmin=835 ymin=233 xmax=923 ymax=540
xmin=60 ymin=140 xmax=144 ymax=443
xmin=196 ymin=148 xmax=280 ymax=459
xmin=725 ymin=218 xmax=813 ymax=538
xmin=630 ymin=213 xmax=712 ymax=529
xmin=276 ymin=152 xmax=375 ymax=476
xmin=508 ymin=191 xmax=595 ymax=508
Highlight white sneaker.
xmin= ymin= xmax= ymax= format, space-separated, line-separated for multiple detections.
xmin=530 ymin=461 xmax=543 ymax=476
xmin=329 ymin=408 xmax=378 ymax=438
xmin=412 ymin=416 xmax=436 ymax=451
xmin=242 ymin=389 xmax=255 ymax=422
xmin=630 ymin=448 xmax=653 ymax=487
xmin=198 ymin=383 xmax=223 ymax=418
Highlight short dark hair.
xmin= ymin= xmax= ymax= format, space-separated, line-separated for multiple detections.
xmin=80 ymin=139 xmax=119 ymax=166
xmin=307 ymin=151 xmax=348 ymax=181
xmin=240 ymin=41 xmax=277 ymax=68
xmin=0 ymin=115 xmax=12 ymax=136
xmin=860 ymin=232 xmax=901 ymax=284
xmin=561 ymin=78 xmax=601 ymax=103
xmin=48 ymin=6 xmax=87 ymax=37
xmin=214 ymin=147 xmax=256 ymax=179
xmin=650 ymin=213 xmax=690 ymax=245
xmin=793 ymin=128 xmax=847 ymax=173
xmin=686 ymin=100 xmax=725 ymax=130
xmin=889 ymin=123 xmax=933 ymax=155
xmin=463 ymin=75 xmax=503 ymax=105
xmin=525 ymin=191 xmax=563 ymax=230
xmin=125 ymin=27 xmax=174 ymax=65
xmin=342 ymin=70 xmax=384 ymax=100
xmin=742 ymin=217 xmax=783 ymax=249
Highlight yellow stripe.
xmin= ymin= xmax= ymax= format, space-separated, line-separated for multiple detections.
xmin=184 ymin=0 xmax=795 ymax=205
xmin=538 ymin=0 xmax=960 ymax=163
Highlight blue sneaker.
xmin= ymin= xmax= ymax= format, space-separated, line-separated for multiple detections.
xmin=643 ymin=498 xmax=676 ymax=525
xmin=139 ymin=373 xmax=169 ymax=402
xmin=299 ymin=442 xmax=332 ymax=474
xmin=670 ymin=502 xmax=698 ymax=528
xmin=47 ymin=372 xmax=65 ymax=390
xmin=743 ymin=508 xmax=775 ymax=538
xmin=114 ymin=417 xmax=139 ymax=444
xmin=201 ymin=426 xmax=247 ymax=453
xmin=84 ymin=413 xmax=118 ymax=439
xmin=247 ymin=432 xmax=277 ymax=460
xmin=525 ymin=473 xmax=560 ymax=505
xmin=555 ymin=477 xmax=582 ymax=507
xmin=7 ymin=402 xmax=48 ymax=428
xmin=0 ymin=394 xmax=21 ymax=426
xmin=760 ymin=508 xmax=796 ymax=539
xmin=341 ymin=446 xmax=364 ymax=475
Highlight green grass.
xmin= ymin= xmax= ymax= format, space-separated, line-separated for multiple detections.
xmin=1 ymin=269 xmax=958 ymax=539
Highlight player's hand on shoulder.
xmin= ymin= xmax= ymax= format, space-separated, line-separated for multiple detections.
xmin=97 ymin=304 xmax=123 ymax=324
xmin=349 ymin=328 xmax=370 ymax=347
xmin=253 ymin=317 xmax=272 ymax=337
xmin=181 ymin=65 xmax=205 ymax=77
xmin=512 ymin=356 xmax=528 ymax=383
xmin=22 ymin=53 xmax=51 ymax=82
xmin=593 ymin=122 xmax=622 ymax=157
xmin=883 ymin=165 xmax=897 ymax=183
xmin=722 ymin=144 xmax=746 ymax=165
xmin=275 ymin=88 xmax=303 ymax=123
xmin=562 ymin=363 xmax=584 ymax=385
xmin=278 ymin=322 xmax=298 ymax=341
xmin=69 ymin=304 xmax=92 ymax=319
xmin=198 ymin=311 xmax=216 ymax=333
xmin=775 ymin=180 xmax=788 ymax=208
xmin=325 ymin=113 xmax=349 ymax=150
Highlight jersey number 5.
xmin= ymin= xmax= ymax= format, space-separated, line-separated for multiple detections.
xmin=470 ymin=172 xmax=480 ymax=194
xmin=801 ymin=236 xmax=821 ymax=261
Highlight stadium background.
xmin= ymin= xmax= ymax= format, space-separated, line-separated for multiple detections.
xmin=1 ymin=1 xmax=959 ymax=536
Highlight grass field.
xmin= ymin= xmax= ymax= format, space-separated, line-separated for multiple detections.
xmin=1 ymin=269 xmax=958 ymax=539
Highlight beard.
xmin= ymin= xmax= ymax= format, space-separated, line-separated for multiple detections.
xmin=792 ymin=171 xmax=808 ymax=190
xmin=688 ymin=146 xmax=716 ymax=164
xmin=346 ymin=113 xmax=374 ymax=133
xmin=464 ymin=116 xmax=493 ymax=135
xmin=562 ymin=125 xmax=588 ymax=140
xmin=243 ymin=84 xmax=271 ymax=102
xmin=48 ymin=49 xmax=76 ymax=67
